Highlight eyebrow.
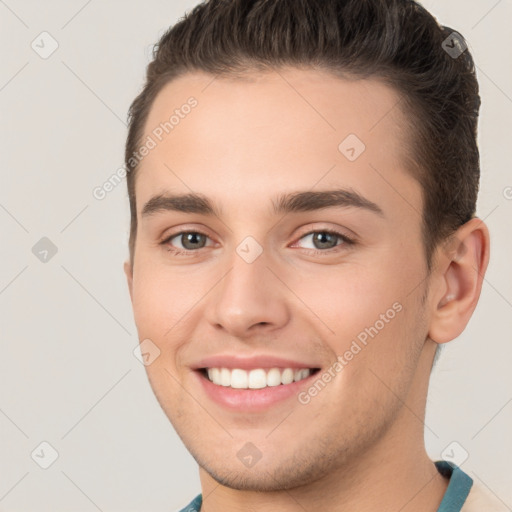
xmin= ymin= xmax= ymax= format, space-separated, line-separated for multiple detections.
xmin=141 ymin=188 xmax=385 ymax=219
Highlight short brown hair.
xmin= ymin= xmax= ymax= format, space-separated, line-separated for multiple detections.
xmin=125 ymin=0 xmax=481 ymax=273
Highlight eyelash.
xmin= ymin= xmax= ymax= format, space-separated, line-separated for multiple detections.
xmin=160 ymin=228 xmax=356 ymax=257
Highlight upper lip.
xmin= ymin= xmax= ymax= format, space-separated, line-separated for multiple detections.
xmin=192 ymin=354 xmax=322 ymax=371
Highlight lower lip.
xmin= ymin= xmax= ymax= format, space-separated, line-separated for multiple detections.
xmin=193 ymin=369 xmax=320 ymax=412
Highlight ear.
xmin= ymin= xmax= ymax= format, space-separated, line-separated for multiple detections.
xmin=428 ymin=217 xmax=490 ymax=345
xmin=124 ymin=260 xmax=134 ymax=303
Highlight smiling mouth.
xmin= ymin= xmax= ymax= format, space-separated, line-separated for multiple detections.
xmin=197 ymin=367 xmax=321 ymax=390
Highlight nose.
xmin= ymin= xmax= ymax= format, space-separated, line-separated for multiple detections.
xmin=204 ymin=246 xmax=291 ymax=339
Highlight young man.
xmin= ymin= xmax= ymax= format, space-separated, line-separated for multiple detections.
xmin=123 ymin=0 xmax=503 ymax=510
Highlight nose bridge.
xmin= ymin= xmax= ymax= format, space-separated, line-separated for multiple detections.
xmin=206 ymin=237 xmax=289 ymax=335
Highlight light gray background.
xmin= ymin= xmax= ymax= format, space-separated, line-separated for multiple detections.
xmin=1 ymin=0 xmax=511 ymax=510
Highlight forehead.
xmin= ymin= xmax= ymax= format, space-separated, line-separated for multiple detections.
xmin=135 ymin=68 xmax=420 ymax=222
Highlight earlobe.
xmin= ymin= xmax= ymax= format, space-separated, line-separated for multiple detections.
xmin=124 ymin=260 xmax=134 ymax=302
xmin=428 ymin=218 xmax=490 ymax=345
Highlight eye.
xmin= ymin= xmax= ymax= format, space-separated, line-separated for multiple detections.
xmin=161 ymin=231 xmax=213 ymax=255
xmin=292 ymin=229 xmax=355 ymax=254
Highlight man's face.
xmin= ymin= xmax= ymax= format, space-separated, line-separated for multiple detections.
xmin=125 ymin=68 xmax=434 ymax=490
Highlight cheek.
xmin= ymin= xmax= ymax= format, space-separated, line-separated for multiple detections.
xmin=131 ymin=264 xmax=178 ymax=338
xmin=290 ymin=263 xmax=399 ymax=336
xmin=130 ymin=263 xmax=212 ymax=372
xmin=290 ymin=258 xmax=422 ymax=368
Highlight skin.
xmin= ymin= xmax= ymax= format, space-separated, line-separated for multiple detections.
xmin=124 ymin=68 xmax=490 ymax=511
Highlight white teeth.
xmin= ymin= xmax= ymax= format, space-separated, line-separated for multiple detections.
xmin=208 ymin=368 xmax=219 ymax=383
xmin=294 ymin=368 xmax=310 ymax=382
xmin=248 ymin=369 xmax=267 ymax=389
xmin=281 ymin=368 xmax=294 ymax=385
xmin=220 ymin=367 xmax=231 ymax=386
xmin=204 ymin=367 xmax=313 ymax=389
xmin=231 ymin=369 xmax=248 ymax=389
xmin=266 ymin=368 xmax=282 ymax=387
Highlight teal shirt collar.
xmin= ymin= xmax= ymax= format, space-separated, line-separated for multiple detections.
xmin=435 ymin=460 xmax=473 ymax=511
